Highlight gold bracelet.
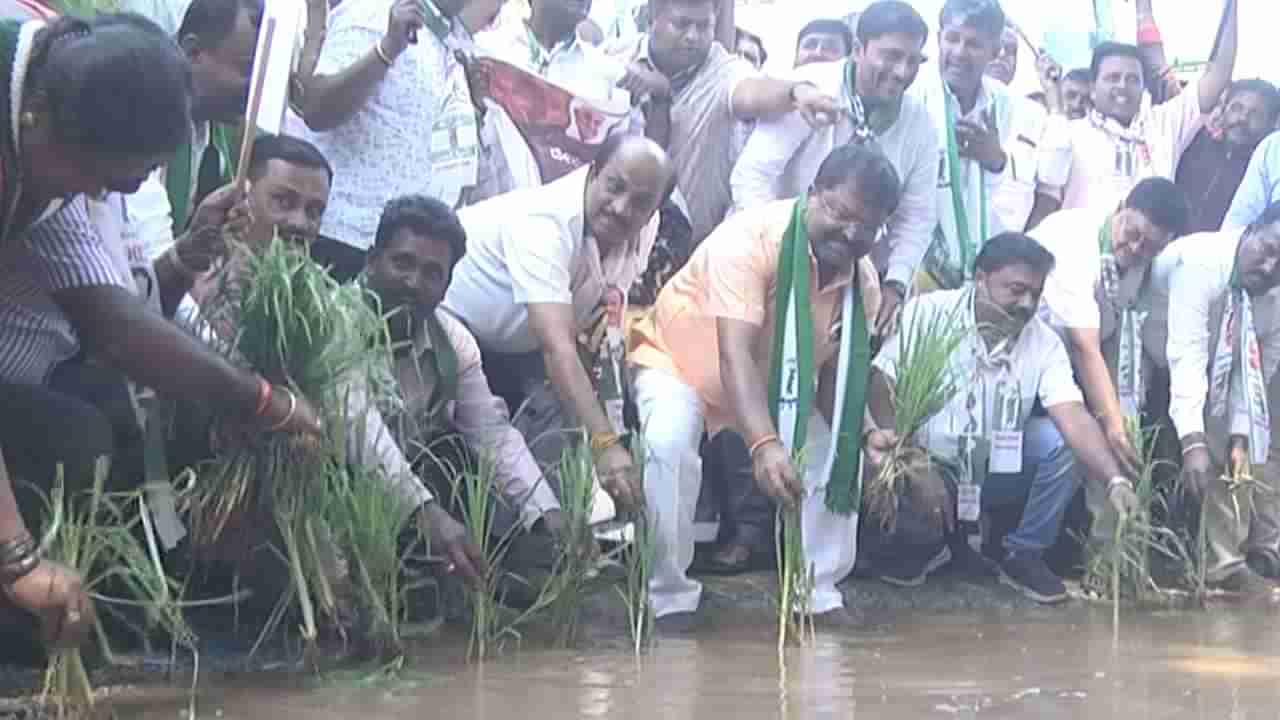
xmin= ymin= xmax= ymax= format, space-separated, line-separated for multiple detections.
xmin=748 ymin=433 xmax=780 ymax=458
xmin=590 ymin=431 xmax=622 ymax=452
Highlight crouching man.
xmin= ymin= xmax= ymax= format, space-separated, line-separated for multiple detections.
xmin=867 ymin=233 xmax=1138 ymax=603
xmin=629 ymin=144 xmax=899 ymax=631
xmin=1153 ymin=201 xmax=1280 ymax=595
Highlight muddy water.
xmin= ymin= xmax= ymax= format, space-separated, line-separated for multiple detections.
xmin=112 ymin=608 xmax=1280 ymax=720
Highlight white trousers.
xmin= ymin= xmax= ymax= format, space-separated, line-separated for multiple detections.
xmin=633 ymin=366 xmax=859 ymax=617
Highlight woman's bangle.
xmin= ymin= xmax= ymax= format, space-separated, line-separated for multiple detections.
xmin=266 ymin=387 xmax=298 ymax=432
xmin=1181 ymin=441 xmax=1208 ymax=456
xmin=0 ymin=533 xmax=40 ymax=586
xmin=749 ymin=433 xmax=780 ymax=458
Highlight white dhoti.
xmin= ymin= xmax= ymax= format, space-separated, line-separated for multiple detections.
xmin=633 ymin=366 xmax=859 ymax=617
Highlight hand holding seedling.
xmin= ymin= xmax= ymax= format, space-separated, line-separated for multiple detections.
xmin=596 ymin=444 xmax=641 ymax=511
xmin=752 ymin=439 xmax=802 ymax=509
xmin=176 ymin=183 xmax=252 ymax=272
xmin=1180 ymin=435 xmax=1213 ymax=498
xmin=419 ymin=501 xmax=487 ymax=589
xmin=4 ymin=559 xmax=95 ymax=650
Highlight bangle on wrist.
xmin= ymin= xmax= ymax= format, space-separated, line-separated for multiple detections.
xmin=749 ymin=433 xmax=781 ymax=458
xmin=1181 ymin=441 xmax=1208 ymax=456
xmin=1107 ymin=476 xmax=1134 ymax=494
xmin=590 ymin=431 xmax=623 ymax=453
xmin=0 ymin=532 xmax=40 ymax=586
xmin=265 ymin=387 xmax=298 ymax=432
xmin=374 ymin=38 xmax=395 ymax=66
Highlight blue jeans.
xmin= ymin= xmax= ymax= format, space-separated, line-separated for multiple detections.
xmin=982 ymin=416 xmax=1081 ymax=554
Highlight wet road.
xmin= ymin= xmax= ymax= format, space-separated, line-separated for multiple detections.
xmin=109 ymin=606 xmax=1280 ymax=720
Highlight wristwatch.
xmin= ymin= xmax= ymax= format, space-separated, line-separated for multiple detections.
xmin=882 ymin=279 xmax=908 ymax=298
xmin=1107 ymin=476 xmax=1134 ymax=494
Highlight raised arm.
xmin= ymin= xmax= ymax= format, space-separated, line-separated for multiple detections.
xmin=296 ymin=0 xmax=423 ymax=132
xmin=1197 ymin=0 xmax=1239 ymax=114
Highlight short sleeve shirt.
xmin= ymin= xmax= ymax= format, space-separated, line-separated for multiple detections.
xmin=873 ymin=287 xmax=1083 ymax=459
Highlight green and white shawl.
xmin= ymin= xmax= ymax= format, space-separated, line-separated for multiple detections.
xmin=767 ymin=196 xmax=871 ymax=515
xmin=1208 ymin=261 xmax=1270 ymax=465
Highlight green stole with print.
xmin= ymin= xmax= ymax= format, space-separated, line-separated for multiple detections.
xmin=768 ymin=196 xmax=870 ymax=515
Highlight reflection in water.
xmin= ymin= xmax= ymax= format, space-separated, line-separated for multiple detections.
xmin=112 ymin=608 xmax=1280 ymax=720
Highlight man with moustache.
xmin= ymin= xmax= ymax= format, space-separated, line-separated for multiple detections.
xmin=444 ymin=135 xmax=675 ymax=518
xmin=794 ymin=19 xmax=853 ymax=68
xmin=731 ymin=0 xmax=938 ymax=335
xmin=912 ymin=0 xmax=1057 ymax=294
xmin=629 ymin=144 xmax=900 ymax=631
xmin=1175 ymin=80 xmax=1280 ymax=234
xmin=868 ymin=233 xmax=1137 ymax=603
xmin=1224 ymin=122 xmax=1280 ymax=230
xmin=1039 ymin=0 xmax=1238 ymax=214
xmin=1032 ymin=178 xmax=1189 ymax=562
xmin=1149 ymin=201 xmax=1280 ymax=593
xmin=984 ymin=23 xmax=1018 ymax=86
xmin=607 ymin=0 xmax=843 ymax=248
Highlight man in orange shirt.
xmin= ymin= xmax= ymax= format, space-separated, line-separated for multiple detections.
xmin=630 ymin=144 xmax=901 ymax=631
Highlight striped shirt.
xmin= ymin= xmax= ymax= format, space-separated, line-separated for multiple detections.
xmin=0 ymin=196 xmax=130 ymax=384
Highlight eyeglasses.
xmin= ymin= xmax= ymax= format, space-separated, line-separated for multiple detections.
xmin=815 ymin=192 xmax=881 ymax=243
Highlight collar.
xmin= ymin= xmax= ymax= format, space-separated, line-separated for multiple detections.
xmin=421 ymin=0 xmax=454 ymax=45
xmin=843 ymin=59 xmax=901 ymax=135
xmin=942 ymin=74 xmax=995 ymax=120
xmin=523 ymin=20 xmax=580 ymax=66
xmin=639 ymin=33 xmax=704 ymax=90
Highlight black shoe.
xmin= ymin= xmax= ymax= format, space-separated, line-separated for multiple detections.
xmin=878 ymin=545 xmax=952 ymax=588
xmin=946 ymin=538 xmax=997 ymax=579
xmin=999 ymin=551 xmax=1068 ymax=604
xmin=655 ymin=611 xmax=702 ymax=635
xmin=1247 ymin=548 xmax=1280 ymax=580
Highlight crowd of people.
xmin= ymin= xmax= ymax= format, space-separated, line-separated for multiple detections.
xmin=1 ymin=0 xmax=1279 ymax=658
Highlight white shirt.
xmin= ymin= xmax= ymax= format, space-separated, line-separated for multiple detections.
xmin=872 ymin=287 xmax=1083 ymax=460
xmin=1041 ymin=83 xmax=1205 ymax=212
xmin=729 ymin=58 xmax=939 ymax=288
xmin=1152 ymin=230 xmax=1280 ymax=459
xmin=911 ymin=74 xmax=1052 ymax=286
xmin=1034 ymin=206 xmax=1159 ymax=345
xmin=993 ymin=96 xmax=1054 ymax=233
xmin=298 ymin=0 xmax=475 ymax=249
xmin=443 ymin=166 xmax=659 ymax=354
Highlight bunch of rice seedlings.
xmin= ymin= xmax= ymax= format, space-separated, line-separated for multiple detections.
xmin=613 ymin=439 xmax=654 ymax=656
xmin=1086 ymin=418 xmax=1160 ymax=606
xmin=866 ymin=305 xmax=966 ymax=531
xmin=774 ymin=503 xmax=814 ymax=653
xmin=324 ymin=464 xmax=412 ymax=659
xmin=36 ymin=463 xmax=194 ymax=718
xmin=187 ymin=236 xmax=396 ymax=658
xmin=545 ymin=439 xmax=605 ymax=649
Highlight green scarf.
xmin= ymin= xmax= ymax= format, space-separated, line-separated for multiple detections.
xmin=768 ymin=196 xmax=871 ymax=515
xmin=1208 ymin=258 xmax=1270 ymax=465
xmin=942 ymin=88 xmax=987 ymax=279
xmin=165 ymin=123 xmax=238 ymax=235
xmin=1097 ymin=219 xmax=1147 ymax=417
xmin=417 ymin=310 xmax=460 ymax=433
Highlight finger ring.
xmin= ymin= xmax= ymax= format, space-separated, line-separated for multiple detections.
xmin=445 ymin=562 xmax=456 ymax=574
xmin=67 ymin=611 xmax=81 ymax=624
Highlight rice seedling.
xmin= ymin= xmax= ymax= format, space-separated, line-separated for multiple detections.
xmin=614 ymin=507 xmax=654 ymax=656
xmin=325 ymin=463 xmax=414 ymax=659
xmin=185 ymin=236 xmax=398 ymax=660
xmin=35 ymin=462 xmax=195 ymax=718
xmin=774 ymin=503 xmax=813 ymax=654
xmin=545 ymin=438 xmax=605 ymax=649
xmin=864 ymin=304 xmax=967 ymax=532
